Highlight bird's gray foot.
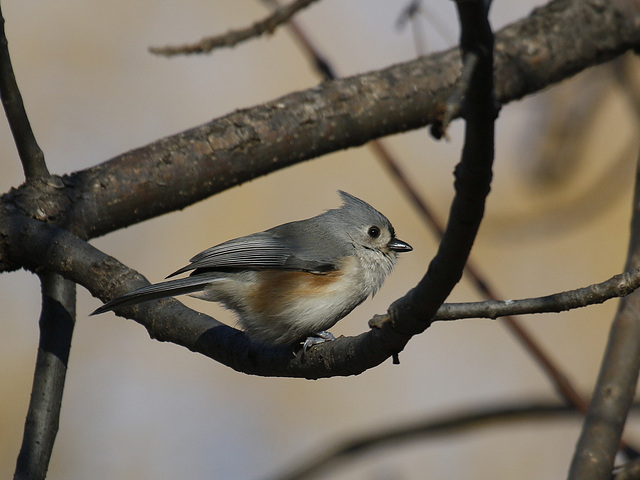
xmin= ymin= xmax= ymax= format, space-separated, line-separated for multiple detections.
xmin=302 ymin=330 xmax=336 ymax=353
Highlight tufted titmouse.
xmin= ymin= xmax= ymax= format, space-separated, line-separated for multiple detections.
xmin=92 ymin=191 xmax=412 ymax=348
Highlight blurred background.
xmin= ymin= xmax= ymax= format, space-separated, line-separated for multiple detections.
xmin=1 ymin=1 xmax=639 ymax=479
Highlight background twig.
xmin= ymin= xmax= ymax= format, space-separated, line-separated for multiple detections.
xmin=269 ymin=400 xmax=640 ymax=480
xmin=149 ymin=0 xmax=320 ymax=56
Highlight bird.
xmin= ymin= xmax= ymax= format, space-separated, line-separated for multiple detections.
xmin=92 ymin=191 xmax=412 ymax=348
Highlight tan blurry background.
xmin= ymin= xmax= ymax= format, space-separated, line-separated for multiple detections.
xmin=1 ymin=1 xmax=639 ymax=479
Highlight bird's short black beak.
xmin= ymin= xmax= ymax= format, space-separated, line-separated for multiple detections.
xmin=388 ymin=237 xmax=412 ymax=253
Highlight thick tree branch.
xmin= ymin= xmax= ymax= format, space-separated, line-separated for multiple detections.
xmin=0 ymin=3 xmax=49 ymax=180
xmin=2 ymin=212 xmax=414 ymax=378
xmin=0 ymin=0 xmax=634 ymax=249
xmin=14 ymin=272 xmax=75 ymax=480
xmin=149 ymin=0 xmax=321 ymax=56
xmin=5 ymin=208 xmax=640 ymax=379
xmin=568 ymin=153 xmax=640 ymax=479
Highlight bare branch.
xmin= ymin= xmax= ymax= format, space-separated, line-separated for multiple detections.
xmin=148 ymin=0 xmax=320 ymax=56
xmin=433 ymin=266 xmax=640 ymax=321
xmin=14 ymin=272 xmax=75 ymax=480
xmin=1 ymin=5 xmax=71 ymax=478
xmin=568 ymin=151 xmax=640 ymax=479
xmin=6 ymin=206 xmax=640 ymax=379
xmin=2 ymin=212 xmax=415 ymax=378
xmin=386 ymin=0 xmax=496 ymax=334
xmin=0 ymin=0 xmax=634 ymax=247
xmin=266 ymin=0 xmax=336 ymax=80
xmin=0 ymin=3 xmax=49 ymax=180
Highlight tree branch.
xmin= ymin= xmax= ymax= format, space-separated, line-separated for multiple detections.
xmin=2 ymin=212 xmax=414 ymax=378
xmin=0 ymin=0 xmax=632 ymax=247
xmin=14 ymin=272 xmax=75 ymax=480
xmin=433 ymin=266 xmax=640 ymax=321
xmin=6 ymin=208 xmax=640 ymax=378
xmin=0 ymin=3 xmax=72 ymax=478
xmin=0 ymin=3 xmax=49 ymax=180
xmin=386 ymin=0 xmax=495 ymax=335
xmin=148 ymin=0 xmax=321 ymax=56
xmin=568 ymin=154 xmax=640 ymax=479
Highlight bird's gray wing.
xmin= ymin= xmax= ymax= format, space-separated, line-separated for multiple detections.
xmin=167 ymin=231 xmax=335 ymax=278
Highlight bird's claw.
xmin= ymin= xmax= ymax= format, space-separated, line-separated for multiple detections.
xmin=302 ymin=330 xmax=336 ymax=353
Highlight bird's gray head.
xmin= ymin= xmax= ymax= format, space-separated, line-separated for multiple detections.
xmin=326 ymin=191 xmax=412 ymax=258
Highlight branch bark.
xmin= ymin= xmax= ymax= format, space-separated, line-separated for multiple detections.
xmin=0 ymin=3 xmax=49 ymax=180
xmin=433 ymin=266 xmax=640 ymax=321
xmin=14 ymin=272 xmax=75 ymax=480
xmin=567 ymin=153 xmax=640 ymax=479
xmin=0 ymin=0 xmax=635 ymax=248
xmin=385 ymin=0 xmax=495 ymax=334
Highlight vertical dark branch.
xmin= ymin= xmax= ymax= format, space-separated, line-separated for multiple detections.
xmin=0 ymin=3 xmax=49 ymax=180
xmin=567 ymin=153 xmax=640 ymax=480
xmin=274 ymin=0 xmax=588 ymax=412
xmin=389 ymin=0 xmax=496 ymax=330
xmin=14 ymin=273 xmax=76 ymax=480
xmin=2 ymin=1 xmax=69 ymax=476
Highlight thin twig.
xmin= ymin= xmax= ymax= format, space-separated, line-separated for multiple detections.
xmin=14 ymin=272 xmax=76 ymax=480
xmin=613 ymin=457 xmax=640 ymax=480
xmin=0 ymin=3 xmax=49 ymax=180
xmin=149 ymin=0 xmax=320 ymax=56
xmin=396 ymin=0 xmax=456 ymax=51
xmin=266 ymin=1 xmax=336 ymax=80
xmin=433 ymin=266 xmax=640 ymax=321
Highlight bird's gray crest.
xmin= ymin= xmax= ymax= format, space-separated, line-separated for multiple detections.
xmin=330 ymin=190 xmax=394 ymax=232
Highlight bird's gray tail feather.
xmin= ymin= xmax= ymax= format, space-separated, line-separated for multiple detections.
xmin=91 ymin=275 xmax=217 ymax=315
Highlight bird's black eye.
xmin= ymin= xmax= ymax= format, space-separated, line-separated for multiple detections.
xmin=368 ymin=226 xmax=380 ymax=238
